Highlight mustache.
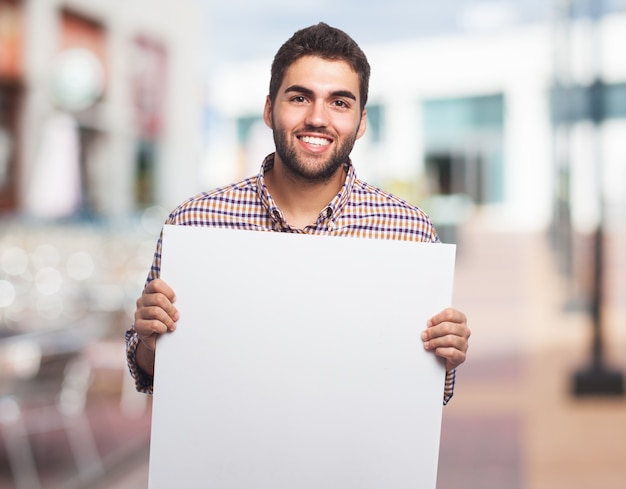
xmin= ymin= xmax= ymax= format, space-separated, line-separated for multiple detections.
xmin=298 ymin=126 xmax=334 ymax=137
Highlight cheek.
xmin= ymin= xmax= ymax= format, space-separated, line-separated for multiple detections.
xmin=337 ymin=117 xmax=363 ymax=138
xmin=272 ymin=105 xmax=304 ymax=130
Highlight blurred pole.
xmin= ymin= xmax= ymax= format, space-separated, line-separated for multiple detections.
xmin=550 ymin=0 xmax=575 ymax=298
xmin=571 ymin=0 xmax=624 ymax=396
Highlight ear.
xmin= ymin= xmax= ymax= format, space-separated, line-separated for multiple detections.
xmin=263 ymin=96 xmax=273 ymax=129
xmin=355 ymin=108 xmax=367 ymax=140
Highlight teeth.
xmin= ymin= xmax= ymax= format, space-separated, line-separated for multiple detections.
xmin=300 ymin=136 xmax=330 ymax=146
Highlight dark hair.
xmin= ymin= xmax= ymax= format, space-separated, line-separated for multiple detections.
xmin=269 ymin=22 xmax=371 ymax=111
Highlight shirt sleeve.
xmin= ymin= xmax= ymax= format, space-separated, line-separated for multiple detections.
xmin=125 ymin=327 xmax=154 ymax=394
xmin=124 ymin=225 xmax=166 ymax=394
xmin=443 ymin=368 xmax=456 ymax=405
xmin=431 ymin=223 xmax=455 ymax=404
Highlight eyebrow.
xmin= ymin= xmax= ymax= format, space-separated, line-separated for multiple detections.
xmin=284 ymin=85 xmax=357 ymax=102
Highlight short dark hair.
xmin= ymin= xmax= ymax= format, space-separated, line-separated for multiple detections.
xmin=269 ymin=22 xmax=371 ymax=111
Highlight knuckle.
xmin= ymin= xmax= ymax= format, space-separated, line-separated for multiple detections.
xmin=150 ymin=307 xmax=169 ymax=325
xmin=444 ymin=308 xmax=456 ymax=321
xmin=439 ymin=323 xmax=453 ymax=336
xmin=154 ymin=293 xmax=170 ymax=310
xmin=149 ymin=318 xmax=166 ymax=333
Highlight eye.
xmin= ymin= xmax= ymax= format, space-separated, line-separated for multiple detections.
xmin=332 ymin=99 xmax=350 ymax=109
xmin=291 ymin=95 xmax=308 ymax=104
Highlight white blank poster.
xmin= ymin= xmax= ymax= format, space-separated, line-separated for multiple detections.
xmin=149 ymin=225 xmax=456 ymax=489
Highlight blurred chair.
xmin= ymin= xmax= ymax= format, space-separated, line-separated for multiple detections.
xmin=0 ymin=349 xmax=104 ymax=489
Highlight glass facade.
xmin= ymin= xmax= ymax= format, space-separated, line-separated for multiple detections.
xmin=237 ymin=115 xmax=263 ymax=145
xmin=422 ymin=94 xmax=505 ymax=205
xmin=365 ymin=103 xmax=383 ymax=143
xmin=551 ymin=81 xmax=626 ymax=122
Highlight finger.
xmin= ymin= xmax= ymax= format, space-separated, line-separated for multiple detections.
xmin=134 ymin=313 xmax=174 ymax=353
xmin=135 ymin=305 xmax=177 ymax=332
xmin=145 ymin=278 xmax=177 ymax=302
xmin=137 ymin=289 xmax=179 ymax=322
xmin=432 ymin=346 xmax=467 ymax=371
xmin=428 ymin=307 xmax=466 ymax=328
xmin=138 ymin=294 xmax=179 ymax=321
xmin=423 ymin=322 xmax=471 ymax=343
xmin=423 ymin=331 xmax=469 ymax=353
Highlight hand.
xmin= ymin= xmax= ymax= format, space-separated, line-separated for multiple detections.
xmin=422 ymin=307 xmax=470 ymax=371
xmin=134 ymin=278 xmax=179 ymax=354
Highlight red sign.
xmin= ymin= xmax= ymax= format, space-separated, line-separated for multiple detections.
xmin=0 ymin=0 xmax=24 ymax=80
xmin=131 ymin=36 xmax=168 ymax=137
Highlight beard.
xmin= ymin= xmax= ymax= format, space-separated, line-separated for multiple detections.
xmin=272 ymin=125 xmax=358 ymax=184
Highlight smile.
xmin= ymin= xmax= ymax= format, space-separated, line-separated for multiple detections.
xmin=299 ymin=135 xmax=331 ymax=147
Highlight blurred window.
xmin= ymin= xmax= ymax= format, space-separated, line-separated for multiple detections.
xmin=550 ymin=84 xmax=588 ymax=123
xmin=365 ymin=103 xmax=383 ymax=143
xmin=135 ymin=140 xmax=157 ymax=207
xmin=551 ymin=82 xmax=626 ymax=122
xmin=237 ymin=115 xmax=263 ymax=145
xmin=604 ymin=83 xmax=626 ymax=119
xmin=422 ymin=94 xmax=504 ymax=205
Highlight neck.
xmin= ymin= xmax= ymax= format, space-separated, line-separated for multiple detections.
xmin=264 ymin=157 xmax=346 ymax=229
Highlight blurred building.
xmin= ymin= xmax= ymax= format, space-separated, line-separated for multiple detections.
xmin=0 ymin=0 xmax=206 ymax=220
xmin=205 ymin=9 xmax=626 ymax=236
xmin=1 ymin=3 xmax=207 ymax=487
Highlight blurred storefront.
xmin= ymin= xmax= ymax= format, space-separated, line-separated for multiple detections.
xmin=0 ymin=1 xmax=206 ymax=487
xmin=0 ymin=0 xmax=206 ymax=220
xmin=0 ymin=0 xmax=24 ymax=213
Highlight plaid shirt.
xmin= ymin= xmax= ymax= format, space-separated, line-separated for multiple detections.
xmin=126 ymin=153 xmax=456 ymax=404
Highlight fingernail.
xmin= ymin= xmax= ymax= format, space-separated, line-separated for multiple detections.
xmin=423 ymin=341 xmax=430 ymax=350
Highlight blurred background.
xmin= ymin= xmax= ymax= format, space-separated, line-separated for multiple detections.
xmin=1 ymin=0 xmax=625 ymax=488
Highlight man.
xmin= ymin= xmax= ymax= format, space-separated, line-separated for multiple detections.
xmin=126 ymin=22 xmax=470 ymax=404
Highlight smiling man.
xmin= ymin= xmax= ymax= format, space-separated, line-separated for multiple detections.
xmin=263 ymin=55 xmax=367 ymax=228
xmin=126 ymin=23 xmax=470 ymax=405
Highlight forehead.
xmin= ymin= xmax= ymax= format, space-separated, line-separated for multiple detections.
xmin=280 ymin=55 xmax=360 ymax=97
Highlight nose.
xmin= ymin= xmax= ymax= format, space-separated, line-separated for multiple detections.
xmin=305 ymin=100 xmax=329 ymax=128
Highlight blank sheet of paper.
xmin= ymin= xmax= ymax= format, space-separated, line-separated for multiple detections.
xmin=149 ymin=225 xmax=456 ymax=489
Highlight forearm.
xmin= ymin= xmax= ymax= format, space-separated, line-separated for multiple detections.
xmin=443 ymin=368 xmax=456 ymax=405
xmin=135 ymin=340 xmax=156 ymax=377
xmin=125 ymin=328 xmax=155 ymax=394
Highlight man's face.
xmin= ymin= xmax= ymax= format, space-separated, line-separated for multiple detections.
xmin=264 ymin=55 xmax=367 ymax=183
